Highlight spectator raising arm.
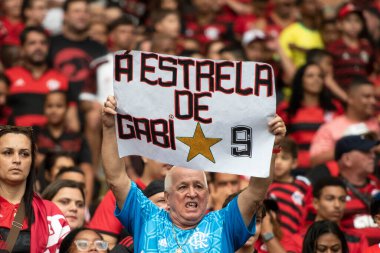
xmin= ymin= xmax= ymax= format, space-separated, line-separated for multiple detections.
xmin=102 ymin=96 xmax=131 ymax=210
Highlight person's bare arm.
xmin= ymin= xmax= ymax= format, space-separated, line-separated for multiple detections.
xmin=66 ymin=105 xmax=81 ymax=132
xmin=310 ymin=150 xmax=334 ymax=167
xmin=265 ymin=236 xmax=288 ymax=253
xmin=223 ymin=0 xmax=253 ymax=15
xmin=238 ymin=116 xmax=286 ymax=226
xmin=309 ymin=126 xmax=335 ymax=167
xmin=260 ymin=212 xmax=287 ymax=253
xmin=102 ymin=96 xmax=131 ymax=209
xmin=272 ymin=38 xmax=296 ymax=86
xmin=324 ymin=75 xmax=348 ymax=103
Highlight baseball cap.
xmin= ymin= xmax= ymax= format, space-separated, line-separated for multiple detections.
xmin=242 ymin=29 xmax=266 ymax=46
xmin=338 ymin=3 xmax=361 ymax=19
xmin=334 ymin=135 xmax=379 ymax=160
xmin=143 ymin=180 xmax=165 ymax=198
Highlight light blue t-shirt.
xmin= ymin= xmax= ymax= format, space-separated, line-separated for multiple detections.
xmin=115 ymin=182 xmax=256 ymax=252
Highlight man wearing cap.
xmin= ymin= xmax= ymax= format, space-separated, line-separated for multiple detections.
xmin=309 ymin=134 xmax=380 ymax=244
xmin=242 ymin=29 xmax=268 ymax=63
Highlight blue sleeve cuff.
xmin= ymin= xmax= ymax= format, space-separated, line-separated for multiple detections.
xmin=114 ymin=181 xmax=137 ymax=231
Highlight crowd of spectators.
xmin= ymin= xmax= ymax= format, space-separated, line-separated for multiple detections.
xmin=1 ymin=0 xmax=380 ymax=252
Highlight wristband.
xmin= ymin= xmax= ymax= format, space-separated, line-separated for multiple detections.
xmin=272 ymin=146 xmax=282 ymax=154
xmin=262 ymin=232 xmax=275 ymax=242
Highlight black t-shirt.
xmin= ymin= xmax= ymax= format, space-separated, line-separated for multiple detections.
xmin=48 ymin=35 xmax=108 ymax=102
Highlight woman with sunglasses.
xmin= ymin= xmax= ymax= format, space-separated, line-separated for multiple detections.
xmin=60 ymin=228 xmax=109 ymax=253
xmin=0 ymin=125 xmax=70 ymax=252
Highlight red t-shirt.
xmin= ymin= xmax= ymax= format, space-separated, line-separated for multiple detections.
xmin=341 ymin=176 xmax=380 ymax=244
xmin=5 ymin=66 xmax=69 ymax=127
xmin=254 ymin=236 xmax=300 ymax=253
xmin=88 ymin=180 xmax=147 ymax=236
xmin=0 ymin=196 xmax=29 ymax=229
xmin=183 ymin=14 xmax=230 ymax=48
xmin=87 ymin=190 xmax=123 ymax=236
xmin=0 ymin=17 xmax=24 ymax=46
xmin=365 ymin=243 xmax=380 ymax=253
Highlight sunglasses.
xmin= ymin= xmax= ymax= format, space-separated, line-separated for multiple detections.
xmin=74 ymin=239 xmax=109 ymax=251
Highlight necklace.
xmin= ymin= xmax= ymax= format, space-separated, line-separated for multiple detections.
xmin=171 ymin=223 xmax=193 ymax=253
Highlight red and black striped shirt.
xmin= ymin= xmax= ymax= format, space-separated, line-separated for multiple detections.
xmin=327 ymin=38 xmax=374 ymax=89
xmin=277 ymin=101 xmax=343 ymax=170
xmin=267 ymin=176 xmax=312 ymax=235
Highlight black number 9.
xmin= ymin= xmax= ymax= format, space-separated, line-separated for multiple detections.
xmin=231 ymin=126 xmax=252 ymax=157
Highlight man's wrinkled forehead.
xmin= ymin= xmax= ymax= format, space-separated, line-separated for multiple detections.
xmin=171 ymin=167 xmax=207 ymax=184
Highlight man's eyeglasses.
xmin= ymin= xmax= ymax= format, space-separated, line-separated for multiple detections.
xmin=74 ymin=239 xmax=109 ymax=251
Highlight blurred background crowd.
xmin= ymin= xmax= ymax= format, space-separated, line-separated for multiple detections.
xmin=1 ymin=0 xmax=380 ymax=252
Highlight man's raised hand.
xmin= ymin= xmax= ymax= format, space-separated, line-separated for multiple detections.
xmin=103 ymin=96 xmax=117 ymax=128
xmin=268 ymin=115 xmax=286 ymax=146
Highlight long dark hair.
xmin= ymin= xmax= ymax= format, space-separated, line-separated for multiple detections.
xmin=303 ymin=220 xmax=348 ymax=253
xmin=0 ymin=125 xmax=37 ymax=226
xmin=288 ymin=63 xmax=336 ymax=117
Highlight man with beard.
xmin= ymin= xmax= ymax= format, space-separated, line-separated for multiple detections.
xmin=49 ymin=0 xmax=107 ymax=169
xmin=5 ymin=26 xmax=73 ymax=127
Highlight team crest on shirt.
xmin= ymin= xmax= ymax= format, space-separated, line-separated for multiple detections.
xmin=342 ymin=52 xmax=350 ymax=60
xmin=360 ymin=51 xmax=369 ymax=63
xmin=158 ymin=238 xmax=167 ymax=247
xmin=291 ymin=191 xmax=303 ymax=206
xmin=189 ymin=231 xmax=209 ymax=249
xmin=14 ymin=79 xmax=25 ymax=87
xmin=323 ymin=111 xmax=334 ymax=122
xmin=269 ymin=193 xmax=277 ymax=200
xmin=353 ymin=214 xmax=377 ymax=229
xmin=260 ymin=244 xmax=268 ymax=251
xmin=204 ymin=27 xmax=220 ymax=40
xmin=47 ymin=79 xmax=61 ymax=90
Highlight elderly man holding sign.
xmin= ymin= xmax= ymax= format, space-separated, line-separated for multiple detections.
xmin=102 ymin=93 xmax=285 ymax=252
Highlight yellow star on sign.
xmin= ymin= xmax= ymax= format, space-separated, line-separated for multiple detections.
xmin=176 ymin=123 xmax=222 ymax=163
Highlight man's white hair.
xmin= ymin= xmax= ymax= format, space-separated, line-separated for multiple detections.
xmin=164 ymin=166 xmax=208 ymax=192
